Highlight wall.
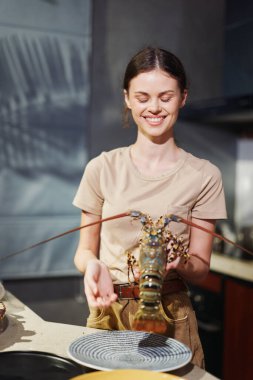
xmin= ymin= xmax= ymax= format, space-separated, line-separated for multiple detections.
xmin=225 ymin=0 xmax=253 ymax=96
xmin=235 ymin=139 xmax=253 ymax=227
xmin=0 ymin=0 xmax=92 ymax=279
xmin=224 ymin=0 xmax=253 ymax=231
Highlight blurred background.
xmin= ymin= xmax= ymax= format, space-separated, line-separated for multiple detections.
xmin=0 ymin=0 xmax=253 ymax=378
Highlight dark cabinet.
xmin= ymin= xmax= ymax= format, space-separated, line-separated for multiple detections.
xmin=223 ymin=278 xmax=253 ymax=379
xmin=189 ymin=272 xmax=224 ymax=378
xmin=191 ymin=272 xmax=253 ymax=379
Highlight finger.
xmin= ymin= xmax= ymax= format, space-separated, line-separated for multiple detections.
xmin=133 ymin=267 xmax=140 ymax=280
xmin=103 ymin=292 xmax=118 ymax=307
xmin=84 ymin=278 xmax=100 ymax=302
xmin=110 ymin=293 xmax=118 ymax=302
xmin=99 ymin=297 xmax=112 ymax=308
xmin=166 ymin=259 xmax=179 ymax=272
xmin=85 ymin=289 xmax=99 ymax=307
xmin=85 ymin=276 xmax=98 ymax=295
xmin=97 ymin=292 xmax=117 ymax=307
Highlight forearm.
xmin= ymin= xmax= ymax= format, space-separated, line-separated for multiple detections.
xmin=74 ymin=248 xmax=99 ymax=274
xmin=173 ymin=218 xmax=215 ymax=284
xmin=176 ymin=253 xmax=210 ymax=284
xmin=74 ymin=211 xmax=101 ymax=274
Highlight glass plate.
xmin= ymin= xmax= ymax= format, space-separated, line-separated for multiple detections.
xmin=68 ymin=331 xmax=192 ymax=372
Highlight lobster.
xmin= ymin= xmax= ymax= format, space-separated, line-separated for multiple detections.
xmin=129 ymin=210 xmax=189 ymax=334
xmin=1 ymin=209 xmax=253 ymax=333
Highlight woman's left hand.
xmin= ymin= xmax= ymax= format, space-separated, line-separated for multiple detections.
xmin=165 ymin=256 xmax=181 ymax=273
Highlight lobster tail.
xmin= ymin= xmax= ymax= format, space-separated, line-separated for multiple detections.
xmin=132 ymin=269 xmax=167 ymax=334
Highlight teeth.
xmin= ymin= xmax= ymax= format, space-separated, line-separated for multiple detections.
xmin=146 ymin=117 xmax=163 ymax=122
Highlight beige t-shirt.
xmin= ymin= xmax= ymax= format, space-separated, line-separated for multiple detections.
xmin=73 ymin=146 xmax=227 ymax=283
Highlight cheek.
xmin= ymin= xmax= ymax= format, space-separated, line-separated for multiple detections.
xmin=130 ymin=111 xmax=144 ymax=127
xmin=131 ymin=101 xmax=146 ymax=113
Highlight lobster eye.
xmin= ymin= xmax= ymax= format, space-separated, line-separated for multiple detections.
xmin=140 ymin=216 xmax=147 ymax=224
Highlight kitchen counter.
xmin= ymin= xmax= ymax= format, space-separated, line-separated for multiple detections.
xmin=211 ymin=252 xmax=253 ymax=283
xmin=0 ymin=291 xmax=219 ymax=380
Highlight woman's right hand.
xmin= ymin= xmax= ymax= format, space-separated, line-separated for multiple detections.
xmin=84 ymin=259 xmax=118 ymax=308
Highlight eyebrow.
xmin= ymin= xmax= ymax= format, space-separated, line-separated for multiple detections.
xmin=134 ymin=90 xmax=175 ymax=95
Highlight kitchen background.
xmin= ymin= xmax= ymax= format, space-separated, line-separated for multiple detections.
xmin=0 ymin=0 xmax=253 ymax=378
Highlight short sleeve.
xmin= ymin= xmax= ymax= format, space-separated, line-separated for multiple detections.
xmin=72 ymin=156 xmax=104 ymax=215
xmin=192 ymin=162 xmax=227 ymax=219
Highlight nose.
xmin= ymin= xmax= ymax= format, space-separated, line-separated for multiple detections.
xmin=148 ymin=99 xmax=162 ymax=113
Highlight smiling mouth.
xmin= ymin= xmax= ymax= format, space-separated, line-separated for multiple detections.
xmin=144 ymin=116 xmax=165 ymax=125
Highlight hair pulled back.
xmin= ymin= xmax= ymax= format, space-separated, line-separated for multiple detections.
xmin=123 ymin=47 xmax=187 ymax=94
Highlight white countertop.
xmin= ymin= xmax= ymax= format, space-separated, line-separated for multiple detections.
xmin=0 ymin=291 xmax=219 ymax=380
xmin=211 ymin=253 xmax=253 ymax=282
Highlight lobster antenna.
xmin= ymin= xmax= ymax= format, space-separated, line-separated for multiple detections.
xmin=1 ymin=210 xmax=253 ymax=262
xmin=0 ymin=212 xmax=130 ymax=262
xmin=173 ymin=215 xmax=253 ymax=257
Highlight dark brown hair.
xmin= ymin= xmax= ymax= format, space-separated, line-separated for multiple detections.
xmin=123 ymin=47 xmax=188 ymax=94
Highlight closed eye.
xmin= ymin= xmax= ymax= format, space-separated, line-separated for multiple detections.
xmin=160 ymin=97 xmax=172 ymax=102
xmin=136 ymin=97 xmax=148 ymax=103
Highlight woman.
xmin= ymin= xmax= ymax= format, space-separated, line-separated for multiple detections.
xmin=73 ymin=47 xmax=227 ymax=367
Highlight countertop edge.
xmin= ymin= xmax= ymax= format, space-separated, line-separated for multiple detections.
xmin=210 ymin=252 xmax=253 ymax=283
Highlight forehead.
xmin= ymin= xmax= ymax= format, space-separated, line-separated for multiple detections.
xmin=128 ymin=69 xmax=179 ymax=92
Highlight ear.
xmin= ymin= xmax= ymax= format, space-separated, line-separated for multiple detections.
xmin=180 ymin=90 xmax=188 ymax=108
xmin=124 ymin=90 xmax=131 ymax=109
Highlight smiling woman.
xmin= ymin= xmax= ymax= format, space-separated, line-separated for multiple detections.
xmin=72 ymin=47 xmax=227 ymax=369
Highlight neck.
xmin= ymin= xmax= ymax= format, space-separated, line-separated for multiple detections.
xmin=134 ymin=132 xmax=179 ymax=159
xmin=131 ymin=134 xmax=181 ymax=175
